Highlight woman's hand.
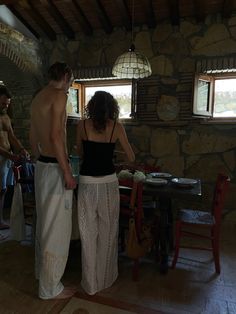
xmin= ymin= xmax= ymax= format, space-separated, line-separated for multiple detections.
xmin=19 ymin=148 xmax=30 ymax=160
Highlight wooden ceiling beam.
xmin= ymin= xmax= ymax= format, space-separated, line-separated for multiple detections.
xmin=222 ymin=0 xmax=234 ymax=18
xmin=18 ymin=0 xmax=56 ymax=40
xmin=193 ymin=0 xmax=206 ymax=22
xmin=0 ymin=0 xmax=20 ymax=4
xmin=114 ymin=0 xmax=131 ymax=31
xmin=40 ymin=0 xmax=75 ymax=39
xmin=168 ymin=0 xmax=180 ymax=26
xmin=140 ymin=0 xmax=156 ymax=28
xmin=69 ymin=0 xmax=93 ymax=36
xmin=6 ymin=4 xmax=40 ymax=38
xmin=90 ymin=0 xmax=113 ymax=34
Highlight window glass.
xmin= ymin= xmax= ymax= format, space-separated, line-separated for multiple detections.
xmin=193 ymin=75 xmax=212 ymax=116
xmin=196 ymin=80 xmax=211 ymax=112
xmin=214 ymin=78 xmax=236 ymax=117
xmin=85 ymin=84 xmax=132 ymax=119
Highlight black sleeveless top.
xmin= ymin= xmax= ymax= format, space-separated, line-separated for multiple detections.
xmin=80 ymin=120 xmax=116 ymax=176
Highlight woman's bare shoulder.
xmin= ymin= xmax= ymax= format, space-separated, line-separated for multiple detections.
xmin=77 ymin=119 xmax=84 ymax=127
xmin=115 ymin=121 xmax=124 ymax=130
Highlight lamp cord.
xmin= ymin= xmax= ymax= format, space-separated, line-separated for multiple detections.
xmin=131 ymin=0 xmax=134 ymax=45
xmin=129 ymin=0 xmax=135 ymax=51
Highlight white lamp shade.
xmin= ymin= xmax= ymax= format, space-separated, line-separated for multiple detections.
xmin=112 ymin=50 xmax=152 ymax=79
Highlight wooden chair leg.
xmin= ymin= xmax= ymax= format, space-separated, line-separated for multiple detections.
xmin=153 ymin=216 xmax=160 ymax=262
xmin=171 ymin=221 xmax=181 ymax=268
xmin=167 ymin=206 xmax=174 ymax=251
xmin=212 ymin=231 xmax=221 ymax=274
xmin=132 ymin=259 xmax=139 ymax=281
xmin=120 ymin=227 xmax=126 ymax=252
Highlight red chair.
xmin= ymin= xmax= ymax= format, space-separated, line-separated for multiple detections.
xmin=171 ymin=173 xmax=230 ymax=273
xmin=116 ymin=162 xmax=160 ymax=218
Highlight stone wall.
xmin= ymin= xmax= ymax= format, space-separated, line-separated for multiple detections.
xmin=0 ymin=54 xmax=42 ymax=148
xmin=1 ymin=16 xmax=236 ymax=210
xmin=40 ymin=16 xmax=236 ymax=210
xmin=0 ymin=23 xmax=44 ymax=148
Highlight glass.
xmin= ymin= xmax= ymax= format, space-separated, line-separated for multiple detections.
xmin=69 ymin=155 xmax=80 ymax=181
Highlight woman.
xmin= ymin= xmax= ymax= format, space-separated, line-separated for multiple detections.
xmin=76 ymin=90 xmax=135 ymax=295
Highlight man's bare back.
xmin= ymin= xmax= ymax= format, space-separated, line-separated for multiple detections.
xmin=30 ymin=86 xmax=67 ymax=158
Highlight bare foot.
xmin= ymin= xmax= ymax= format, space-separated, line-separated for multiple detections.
xmin=53 ymin=286 xmax=77 ymax=299
xmin=0 ymin=223 xmax=9 ymax=230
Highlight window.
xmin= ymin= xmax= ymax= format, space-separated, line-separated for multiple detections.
xmin=67 ymin=79 xmax=134 ymax=119
xmin=193 ymin=73 xmax=236 ymax=119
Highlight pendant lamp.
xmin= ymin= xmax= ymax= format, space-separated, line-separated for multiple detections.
xmin=112 ymin=0 xmax=152 ymax=79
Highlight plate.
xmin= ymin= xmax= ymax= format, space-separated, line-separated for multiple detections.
xmin=171 ymin=178 xmax=198 ymax=187
xmin=145 ymin=178 xmax=168 ymax=186
xmin=148 ymin=172 xmax=172 ymax=178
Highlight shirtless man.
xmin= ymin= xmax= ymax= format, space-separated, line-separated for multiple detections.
xmin=0 ymin=86 xmax=29 ymax=239
xmin=30 ymin=62 xmax=77 ymax=299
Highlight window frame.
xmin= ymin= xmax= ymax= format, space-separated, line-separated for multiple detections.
xmin=193 ymin=72 xmax=236 ymax=121
xmin=193 ymin=74 xmax=214 ymax=117
xmin=70 ymin=79 xmax=136 ymax=120
xmin=66 ymin=82 xmax=82 ymax=119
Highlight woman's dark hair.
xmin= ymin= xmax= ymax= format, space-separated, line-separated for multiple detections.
xmin=0 ymin=86 xmax=11 ymax=98
xmin=85 ymin=91 xmax=119 ymax=132
xmin=48 ymin=62 xmax=73 ymax=82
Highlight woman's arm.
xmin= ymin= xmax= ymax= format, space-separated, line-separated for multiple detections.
xmin=7 ymin=116 xmax=29 ymax=159
xmin=116 ymin=122 xmax=135 ymax=162
xmin=76 ymin=120 xmax=84 ymax=157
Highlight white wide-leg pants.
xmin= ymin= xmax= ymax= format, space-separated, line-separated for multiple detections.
xmin=77 ymin=173 xmax=119 ymax=295
xmin=34 ymin=161 xmax=73 ymax=299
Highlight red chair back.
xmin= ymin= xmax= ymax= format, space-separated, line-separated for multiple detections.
xmin=119 ymin=178 xmax=144 ymax=235
xmin=212 ymin=173 xmax=230 ymax=226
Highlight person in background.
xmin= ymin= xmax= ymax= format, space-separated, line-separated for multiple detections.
xmin=76 ymin=90 xmax=135 ymax=295
xmin=0 ymin=86 xmax=29 ymax=240
xmin=29 ymin=62 xmax=77 ymax=299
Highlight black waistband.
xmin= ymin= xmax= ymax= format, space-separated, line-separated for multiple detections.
xmin=38 ymin=155 xmax=58 ymax=163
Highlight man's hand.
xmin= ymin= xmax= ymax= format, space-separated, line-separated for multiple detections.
xmin=64 ymin=171 xmax=77 ymax=190
xmin=9 ymin=154 xmax=21 ymax=162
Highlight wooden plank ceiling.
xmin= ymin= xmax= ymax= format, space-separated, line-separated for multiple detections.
xmin=1 ymin=0 xmax=236 ymax=40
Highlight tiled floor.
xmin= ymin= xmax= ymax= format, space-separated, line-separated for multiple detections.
xmin=0 ymin=211 xmax=236 ymax=313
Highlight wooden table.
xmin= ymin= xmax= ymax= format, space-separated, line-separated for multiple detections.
xmin=143 ymin=178 xmax=202 ymax=274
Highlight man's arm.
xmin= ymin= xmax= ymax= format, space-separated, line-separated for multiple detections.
xmin=51 ymin=91 xmax=76 ymax=189
xmin=6 ymin=116 xmax=29 ymax=159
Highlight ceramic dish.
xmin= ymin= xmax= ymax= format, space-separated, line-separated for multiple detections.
xmin=148 ymin=172 xmax=172 ymax=178
xmin=171 ymin=178 xmax=198 ymax=187
xmin=145 ymin=178 xmax=168 ymax=186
